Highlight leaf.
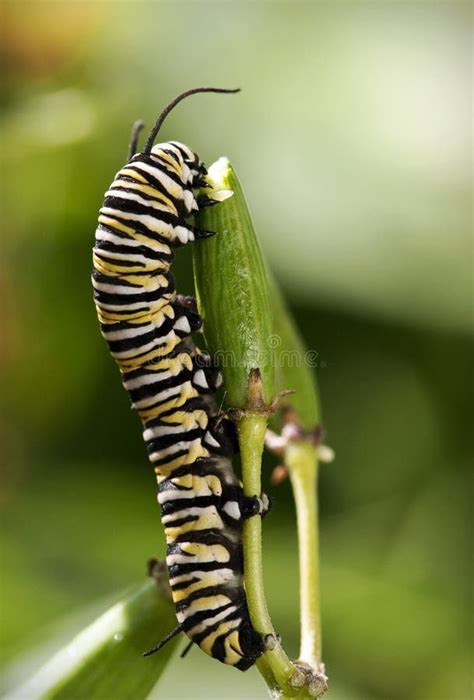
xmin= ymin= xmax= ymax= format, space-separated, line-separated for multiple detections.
xmin=193 ymin=158 xmax=274 ymax=408
xmin=6 ymin=580 xmax=178 ymax=700
xmin=270 ymin=278 xmax=321 ymax=430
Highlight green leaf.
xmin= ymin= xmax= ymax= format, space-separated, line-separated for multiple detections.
xmin=270 ymin=279 xmax=321 ymax=430
xmin=193 ymin=158 xmax=274 ymax=408
xmin=6 ymin=580 xmax=178 ymax=700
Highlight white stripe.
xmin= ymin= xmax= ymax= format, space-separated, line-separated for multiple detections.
xmin=130 ymin=161 xmax=184 ymax=198
xmin=165 ymin=545 xmax=230 ymax=566
xmin=114 ymin=340 xmax=156 ymax=359
xmin=166 ymin=552 xmax=196 ymax=566
xmin=144 ymin=423 xmax=192 ymax=441
xmin=158 ymin=489 xmax=195 ymax=504
xmin=93 ymin=280 xmax=146 ymax=296
xmin=96 ymin=300 xmax=148 ymax=311
xmin=133 ymin=382 xmax=190 ymax=409
xmin=161 ymin=504 xmax=213 ymax=524
xmin=94 ymin=247 xmax=163 ymax=266
xmin=113 ymin=333 xmax=178 ymax=360
xmin=124 ymin=371 xmax=171 ymax=391
xmin=103 ymin=324 xmax=152 ymax=341
xmin=105 ymin=188 xmax=174 ymax=218
xmin=188 ymin=606 xmax=238 ymax=635
xmin=181 ymin=595 xmax=233 ymax=619
xmin=95 ymin=227 xmax=172 ymax=257
xmin=170 ymin=569 xmax=234 ymax=586
xmin=100 ymin=207 xmax=174 ymax=238
xmin=150 ymin=438 xmax=203 ymax=462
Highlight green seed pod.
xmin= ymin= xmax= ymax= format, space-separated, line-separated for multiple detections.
xmin=194 ymin=158 xmax=274 ymax=408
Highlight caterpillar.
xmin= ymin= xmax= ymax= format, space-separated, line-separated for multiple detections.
xmin=92 ymin=87 xmax=269 ymax=670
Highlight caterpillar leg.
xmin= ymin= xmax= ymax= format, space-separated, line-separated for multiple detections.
xmin=196 ymin=194 xmax=219 ymax=208
xmin=172 ymin=297 xmax=202 ymax=337
xmin=192 ymin=353 xmax=222 ymax=393
xmin=191 ymin=225 xmax=216 ymax=240
xmin=175 ymin=294 xmax=198 ymax=315
xmin=263 ymin=632 xmax=281 ymax=651
xmin=203 ymin=414 xmax=239 ymax=456
xmin=241 ymin=493 xmax=272 ymax=520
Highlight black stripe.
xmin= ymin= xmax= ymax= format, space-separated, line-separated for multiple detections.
xmin=128 ymin=374 xmax=188 ymax=404
xmin=100 ymin=212 xmax=179 ymax=248
xmin=168 ymin=559 xmax=237 ymax=579
xmin=148 ymin=153 xmax=189 ymax=186
xmin=94 ymin=251 xmax=145 ymax=268
xmin=106 ymin=329 xmax=158 ymax=353
xmin=103 ymin=195 xmax=181 ymax=227
xmin=128 ymin=390 xmax=182 ymax=413
xmin=94 ymin=285 xmax=167 ymax=307
xmin=108 ymin=182 xmax=176 ymax=205
xmin=160 ymin=493 xmax=219 ymax=517
xmin=99 ymin=305 xmax=149 ymax=317
xmin=124 ymin=163 xmax=183 ymax=209
xmin=95 ymin=223 xmax=175 ymax=262
xmin=100 ymin=315 xmax=165 ymax=333
xmin=182 ymin=601 xmax=239 ymax=634
xmin=159 ymin=147 xmax=181 ymax=165
xmin=172 ymin=528 xmax=239 ymax=546
xmin=94 ymin=239 xmax=167 ymax=261
xmin=170 ymin=577 xmax=201 ymax=592
xmin=169 ymin=142 xmax=199 ymax=166
xmin=151 ymin=447 xmax=197 ymax=470
xmin=146 ymin=426 xmax=203 ymax=454
xmin=92 ymin=270 xmax=143 ymax=289
xmin=157 ymin=458 xmax=217 ymax=483
xmin=144 ymin=397 xmax=208 ymax=429
xmin=174 ymin=585 xmax=233 ymax=612
xmin=192 ymin=609 xmax=245 ymax=647
xmin=163 ymin=513 xmax=199 ymax=529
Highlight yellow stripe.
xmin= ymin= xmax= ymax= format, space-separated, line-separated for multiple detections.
xmin=179 ymin=542 xmax=230 ymax=562
xmin=154 ymin=443 xmax=208 ymax=475
xmin=199 ymin=621 xmax=240 ymax=660
xmin=119 ymin=167 xmax=147 ymax=183
xmin=111 ymin=178 xmax=178 ymax=214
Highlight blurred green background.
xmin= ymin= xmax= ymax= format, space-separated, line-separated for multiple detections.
xmin=1 ymin=2 xmax=471 ymax=699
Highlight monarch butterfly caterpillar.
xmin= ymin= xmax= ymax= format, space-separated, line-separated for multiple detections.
xmin=92 ymin=87 xmax=270 ymax=670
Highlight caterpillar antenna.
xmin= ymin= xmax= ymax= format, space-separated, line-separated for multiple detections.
xmin=143 ymin=623 xmax=184 ymax=657
xmin=180 ymin=639 xmax=194 ymax=659
xmin=143 ymin=87 xmax=240 ymax=154
xmin=128 ymin=119 xmax=145 ymax=160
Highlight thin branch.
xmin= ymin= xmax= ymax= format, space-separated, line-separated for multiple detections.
xmin=239 ymin=412 xmax=298 ymax=693
xmin=286 ymin=443 xmax=323 ymax=669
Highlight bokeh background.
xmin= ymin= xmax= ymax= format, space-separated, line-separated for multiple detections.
xmin=1 ymin=2 xmax=471 ymax=699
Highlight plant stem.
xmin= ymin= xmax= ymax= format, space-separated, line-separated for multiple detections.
xmin=239 ymin=414 xmax=273 ymax=635
xmin=239 ymin=413 xmax=300 ymax=694
xmin=286 ymin=442 xmax=322 ymax=669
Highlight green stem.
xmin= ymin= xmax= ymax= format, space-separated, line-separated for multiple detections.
xmin=286 ymin=443 xmax=322 ymax=669
xmin=239 ymin=413 xmax=301 ymax=695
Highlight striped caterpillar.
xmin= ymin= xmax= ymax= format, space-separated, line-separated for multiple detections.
xmin=92 ymin=88 xmax=269 ymax=670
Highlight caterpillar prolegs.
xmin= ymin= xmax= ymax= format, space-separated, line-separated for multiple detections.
xmin=92 ymin=88 xmax=269 ymax=670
